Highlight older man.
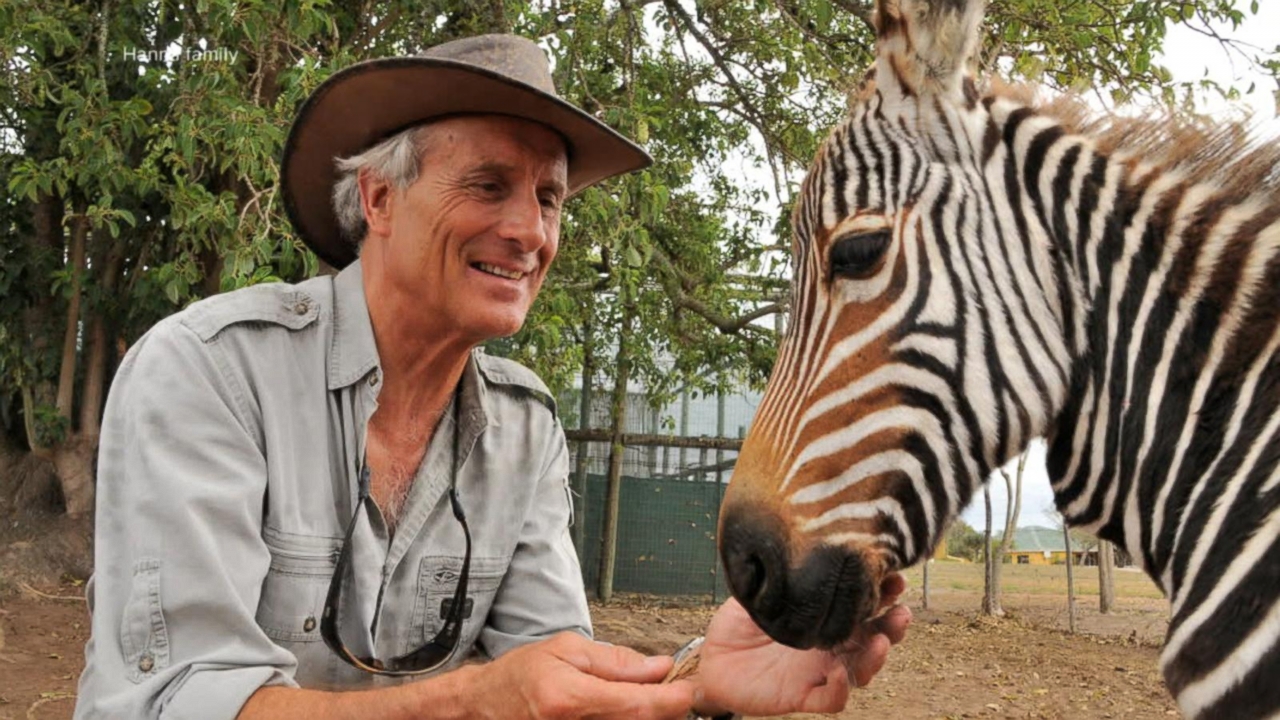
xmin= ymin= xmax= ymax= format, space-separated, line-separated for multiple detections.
xmin=74 ymin=35 xmax=910 ymax=720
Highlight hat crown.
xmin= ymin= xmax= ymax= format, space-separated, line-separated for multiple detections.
xmin=422 ymin=34 xmax=557 ymax=97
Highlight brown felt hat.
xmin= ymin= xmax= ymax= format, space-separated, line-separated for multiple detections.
xmin=281 ymin=34 xmax=653 ymax=269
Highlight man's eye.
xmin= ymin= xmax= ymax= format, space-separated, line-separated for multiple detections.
xmin=829 ymin=229 xmax=891 ymax=280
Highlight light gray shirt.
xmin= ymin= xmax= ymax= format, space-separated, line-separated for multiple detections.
xmin=74 ymin=260 xmax=590 ymax=720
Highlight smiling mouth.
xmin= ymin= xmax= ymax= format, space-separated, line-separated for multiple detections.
xmin=473 ymin=262 xmax=528 ymax=281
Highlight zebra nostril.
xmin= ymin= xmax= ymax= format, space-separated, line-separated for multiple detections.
xmin=719 ymin=504 xmax=788 ymax=622
xmin=742 ymin=553 xmax=767 ymax=600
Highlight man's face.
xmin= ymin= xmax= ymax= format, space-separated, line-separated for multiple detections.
xmin=367 ymin=115 xmax=568 ymax=343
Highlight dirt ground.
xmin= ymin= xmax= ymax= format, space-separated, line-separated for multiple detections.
xmin=0 ymin=564 xmax=1178 ymax=720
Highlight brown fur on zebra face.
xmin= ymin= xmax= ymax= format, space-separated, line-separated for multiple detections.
xmin=719 ymin=0 xmax=1280 ymax=716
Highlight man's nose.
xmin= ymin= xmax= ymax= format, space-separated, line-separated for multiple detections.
xmin=498 ymin=190 xmax=550 ymax=252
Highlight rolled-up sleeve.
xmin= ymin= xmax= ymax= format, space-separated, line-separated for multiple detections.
xmin=75 ymin=319 xmax=297 ymax=720
xmin=478 ymin=420 xmax=591 ymax=658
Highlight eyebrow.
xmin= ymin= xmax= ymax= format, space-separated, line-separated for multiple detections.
xmin=463 ymin=161 xmax=567 ymax=198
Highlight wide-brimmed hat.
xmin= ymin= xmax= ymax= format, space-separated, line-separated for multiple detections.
xmin=281 ymin=34 xmax=653 ymax=269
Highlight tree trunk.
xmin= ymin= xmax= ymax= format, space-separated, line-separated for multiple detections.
xmin=571 ymin=315 xmax=595 ymax=555
xmin=48 ymin=209 xmax=98 ymax=517
xmin=714 ymin=382 xmax=725 ymax=601
xmin=79 ymin=234 xmax=124 ymax=439
xmin=597 ymin=299 xmax=635 ymax=602
xmin=52 ymin=435 xmax=96 ymax=517
xmin=922 ymin=557 xmax=930 ymax=611
xmin=1098 ymin=539 xmax=1116 ymax=614
xmin=988 ymin=452 xmax=1025 ymax=618
xmin=1064 ymin=523 xmax=1077 ymax=633
xmin=981 ymin=484 xmax=999 ymax=615
xmin=55 ymin=210 xmax=89 ymax=419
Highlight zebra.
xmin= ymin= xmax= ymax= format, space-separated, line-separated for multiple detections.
xmin=716 ymin=0 xmax=1280 ymax=717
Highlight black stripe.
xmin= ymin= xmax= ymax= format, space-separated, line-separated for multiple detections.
xmin=1163 ymin=519 xmax=1280 ymax=709
xmin=860 ymin=108 xmax=887 ymax=211
xmin=1077 ymin=184 xmax=1188 ymax=529
xmin=1195 ymin=637 xmax=1280 ymax=720
xmin=831 ymin=128 xmax=850 ymax=220
xmin=848 ymin=118 xmax=871 ymax=212
xmin=1133 ymin=189 xmax=1231 ymax=573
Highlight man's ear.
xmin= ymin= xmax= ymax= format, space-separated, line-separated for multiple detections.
xmin=873 ymin=0 xmax=985 ymax=101
xmin=357 ymin=167 xmax=395 ymax=240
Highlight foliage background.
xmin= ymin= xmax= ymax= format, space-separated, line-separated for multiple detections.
xmin=0 ymin=0 xmax=1276 ymax=515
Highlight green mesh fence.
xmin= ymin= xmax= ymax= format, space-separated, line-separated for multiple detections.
xmin=561 ymin=385 xmax=759 ymax=602
xmin=575 ymin=473 xmax=731 ymax=601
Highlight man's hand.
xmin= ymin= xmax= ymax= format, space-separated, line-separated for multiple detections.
xmin=696 ymin=573 xmax=912 ymax=716
xmin=457 ymin=632 xmax=697 ymax=720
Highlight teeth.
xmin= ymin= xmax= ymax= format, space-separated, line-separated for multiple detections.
xmin=476 ymin=262 xmax=525 ymax=280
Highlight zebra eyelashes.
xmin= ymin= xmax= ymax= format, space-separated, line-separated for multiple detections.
xmin=829 ymin=228 xmax=892 ymax=280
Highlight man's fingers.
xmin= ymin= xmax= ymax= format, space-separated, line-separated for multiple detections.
xmin=581 ymin=677 xmax=697 ymax=720
xmin=879 ymin=573 xmax=907 ymax=608
xmin=845 ymin=632 xmax=891 ymax=688
xmin=798 ymin=662 xmax=850 ymax=713
xmin=557 ymin=635 xmax=674 ymax=684
xmin=870 ymin=603 xmax=913 ymax=645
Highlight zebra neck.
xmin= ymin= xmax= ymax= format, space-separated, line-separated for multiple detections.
xmin=1042 ymin=133 xmax=1280 ymax=590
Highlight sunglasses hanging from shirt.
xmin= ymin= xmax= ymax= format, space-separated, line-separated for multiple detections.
xmin=321 ymin=393 xmax=472 ymax=675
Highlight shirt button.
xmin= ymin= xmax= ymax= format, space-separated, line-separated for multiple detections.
xmin=368 ymin=370 xmax=379 ymax=387
xmin=303 ymin=616 xmax=317 ymax=633
xmin=293 ymin=300 xmax=310 ymax=315
xmin=138 ymin=654 xmax=154 ymax=673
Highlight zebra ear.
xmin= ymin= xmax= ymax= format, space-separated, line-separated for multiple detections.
xmin=874 ymin=0 xmax=985 ymax=99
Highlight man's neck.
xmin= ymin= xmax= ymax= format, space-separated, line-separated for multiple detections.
xmin=361 ymin=254 xmax=472 ymax=427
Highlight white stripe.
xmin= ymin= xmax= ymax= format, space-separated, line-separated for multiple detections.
xmin=1166 ymin=505 xmax=1280 ymax=718
xmin=1163 ymin=247 xmax=1280 ymax=579
xmin=821 ymin=531 xmax=901 ymax=549
xmin=790 ymin=449 xmax=936 ymax=553
xmin=800 ymin=497 xmax=916 ymax=560
xmin=1064 ymin=171 xmax=1203 ymax=520
xmin=1164 ymin=490 xmax=1280 ymax=660
xmin=1146 ymin=199 xmax=1264 ymax=545
xmin=1170 ymin=412 xmax=1280 ymax=617
xmin=780 ymin=405 xmax=953 ymax=499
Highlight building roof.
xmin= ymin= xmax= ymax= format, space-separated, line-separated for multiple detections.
xmin=1010 ymin=526 xmax=1072 ymax=553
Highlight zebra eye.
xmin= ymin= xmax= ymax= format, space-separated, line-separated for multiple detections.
xmin=829 ymin=229 xmax=891 ymax=280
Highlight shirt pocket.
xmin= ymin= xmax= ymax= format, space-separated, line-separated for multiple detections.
xmin=119 ymin=558 xmax=170 ymax=683
xmin=411 ymin=555 xmax=510 ymax=653
xmin=255 ymin=528 xmax=342 ymax=644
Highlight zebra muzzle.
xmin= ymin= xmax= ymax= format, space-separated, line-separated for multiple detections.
xmin=720 ymin=503 xmax=881 ymax=650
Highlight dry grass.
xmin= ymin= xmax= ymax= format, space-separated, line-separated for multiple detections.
xmin=904 ymin=560 xmax=1167 ymax=601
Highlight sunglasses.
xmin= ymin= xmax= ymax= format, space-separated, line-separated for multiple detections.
xmin=321 ymin=406 xmax=472 ymax=676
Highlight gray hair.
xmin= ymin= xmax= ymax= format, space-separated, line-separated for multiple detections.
xmin=331 ymin=124 xmax=431 ymax=251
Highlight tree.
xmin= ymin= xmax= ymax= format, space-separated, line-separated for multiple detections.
xmin=983 ymin=450 xmax=1028 ymax=616
xmin=2 ymin=0 xmax=1275 ymax=522
xmin=1064 ymin=522 xmax=1078 ymax=634
xmin=981 ymin=484 xmax=998 ymax=616
xmin=1098 ymin=539 xmax=1117 ymax=614
xmin=946 ymin=520 xmax=986 ymax=562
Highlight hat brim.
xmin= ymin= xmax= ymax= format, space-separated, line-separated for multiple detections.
xmin=282 ymin=56 xmax=653 ymax=269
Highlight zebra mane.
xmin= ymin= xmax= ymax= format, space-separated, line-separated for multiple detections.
xmin=990 ymin=80 xmax=1280 ymax=208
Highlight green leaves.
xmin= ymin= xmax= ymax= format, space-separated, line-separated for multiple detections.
xmin=0 ymin=0 xmax=1274 ymax=452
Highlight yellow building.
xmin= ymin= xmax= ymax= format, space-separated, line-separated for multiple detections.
xmin=1005 ymin=527 xmax=1097 ymax=566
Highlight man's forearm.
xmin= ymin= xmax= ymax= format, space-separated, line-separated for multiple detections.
xmin=237 ymin=665 xmax=481 ymax=720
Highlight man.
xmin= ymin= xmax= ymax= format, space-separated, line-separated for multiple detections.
xmin=75 ymin=35 xmax=911 ymax=720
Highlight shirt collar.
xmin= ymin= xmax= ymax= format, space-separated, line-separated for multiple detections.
xmin=327 ymin=259 xmax=494 ymax=434
xmin=328 ymin=259 xmax=380 ymax=391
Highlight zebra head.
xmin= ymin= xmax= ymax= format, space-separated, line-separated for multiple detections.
xmin=721 ymin=0 xmax=1076 ymax=649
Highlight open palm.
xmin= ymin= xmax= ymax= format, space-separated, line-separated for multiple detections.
xmin=696 ymin=576 xmax=911 ymax=716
